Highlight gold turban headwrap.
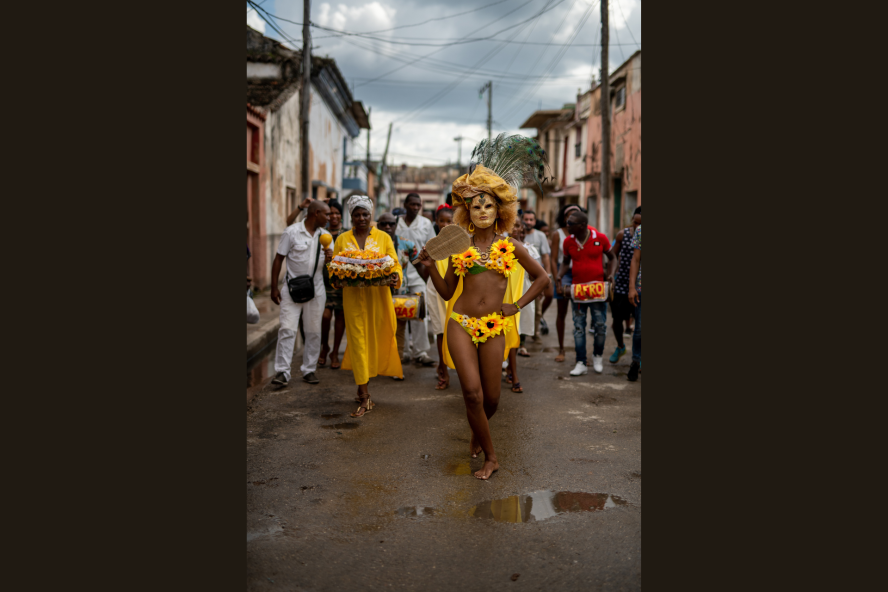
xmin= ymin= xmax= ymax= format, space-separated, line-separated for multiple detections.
xmin=451 ymin=165 xmax=517 ymax=207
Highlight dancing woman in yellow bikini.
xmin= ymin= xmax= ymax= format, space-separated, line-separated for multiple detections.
xmin=416 ymin=134 xmax=550 ymax=480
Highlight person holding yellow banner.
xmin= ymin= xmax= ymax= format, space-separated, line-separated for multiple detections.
xmin=556 ymin=210 xmax=616 ymax=376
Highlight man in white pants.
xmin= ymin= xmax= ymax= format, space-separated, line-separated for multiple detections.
xmin=270 ymin=200 xmax=332 ymax=386
xmin=394 ymin=193 xmax=435 ymax=365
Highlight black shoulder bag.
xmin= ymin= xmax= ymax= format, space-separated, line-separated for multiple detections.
xmin=286 ymin=239 xmax=322 ymax=303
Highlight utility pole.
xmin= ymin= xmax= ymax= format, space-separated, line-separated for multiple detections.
xmin=300 ymin=0 xmax=312 ymax=204
xmin=366 ymin=107 xmax=371 ymax=164
xmin=378 ymin=122 xmax=393 ymax=207
xmin=453 ymin=135 xmax=464 ymax=171
xmin=599 ymin=0 xmax=610 ymax=232
xmin=366 ymin=106 xmax=371 ymax=196
xmin=381 ymin=122 xmax=393 ymax=172
xmin=480 ymin=81 xmax=492 ymax=141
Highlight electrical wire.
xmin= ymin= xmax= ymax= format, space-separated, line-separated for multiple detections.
xmin=311 ymin=0 xmax=569 ymax=49
xmin=353 ymin=0 xmax=552 ymax=88
xmin=498 ymin=0 xmax=592 ymax=120
xmin=610 ymin=3 xmax=626 ymax=64
xmin=388 ymin=0 xmax=563 ymax=128
xmin=311 ymin=0 xmax=515 ymax=37
xmin=615 ymin=0 xmax=640 ymax=49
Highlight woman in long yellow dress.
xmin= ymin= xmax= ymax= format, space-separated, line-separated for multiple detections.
xmin=332 ymin=196 xmax=403 ymax=417
xmin=416 ymin=135 xmax=550 ymax=479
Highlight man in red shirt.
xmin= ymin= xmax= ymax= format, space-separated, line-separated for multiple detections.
xmin=556 ymin=210 xmax=616 ymax=375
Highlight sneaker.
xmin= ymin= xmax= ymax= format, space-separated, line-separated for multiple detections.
xmin=592 ymin=356 xmax=604 ymax=374
xmin=415 ymin=352 xmax=435 ymax=366
xmin=609 ymin=346 xmax=626 ymax=364
xmin=627 ymin=360 xmax=639 ymax=381
xmin=569 ymin=361 xmax=588 ymax=376
xmin=540 ymin=318 xmax=549 ymax=335
xmin=302 ymin=372 xmax=320 ymax=384
xmin=271 ymin=372 xmax=288 ymax=386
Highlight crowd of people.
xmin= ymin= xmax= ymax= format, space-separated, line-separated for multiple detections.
xmin=261 ymin=158 xmax=642 ymax=478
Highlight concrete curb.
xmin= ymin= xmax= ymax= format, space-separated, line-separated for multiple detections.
xmin=247 ymin=293 xmax=281 ymax=361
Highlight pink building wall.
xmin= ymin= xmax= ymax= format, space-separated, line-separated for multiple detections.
xmin=583 ymin=51 xmax=641 ymax=238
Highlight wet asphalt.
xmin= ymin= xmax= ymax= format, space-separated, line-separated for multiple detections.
xmin=247 ymin=303 xmax=641 ymax=591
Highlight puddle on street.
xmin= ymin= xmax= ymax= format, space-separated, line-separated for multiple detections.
xmin=395 ymin=506 xmax=436 ymax=518
xmin=446 ymin=461 xmax=472 ymax=475
xmin=469 ymin=491 xmax=627 ymax=523
xmin=321 ymin=413 xmax=344 ymax=419
xmin=322 ymin=423 xmax=360 ymax=430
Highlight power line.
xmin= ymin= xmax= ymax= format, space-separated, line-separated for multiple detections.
xmin=312 ymin=0 xmax=567 ymax=51
xmin=342 ymin=32 xmax=592 ymax=85
xmin=615 ymin=0 xmax=640 ymax=49
xmin=311 ymin=0 xmax=514 ymax=37
xmin=497 ymin=0 xmax=557 ymax=87
xmin=610 ymin=3 xmax=626 ymax=64
xmin=352 ymin=0 xmax=558 ymax=88
xmin=500 ymin=0 xmax=598 ymax=123
xmin=498 ymin=0 xmax=588 ymax=119
xmin=390 ymin=0 xmax=561 ymax=128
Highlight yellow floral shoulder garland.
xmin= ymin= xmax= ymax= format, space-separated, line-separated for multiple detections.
xmin=451 ymin=238 xmax=517 ymax=278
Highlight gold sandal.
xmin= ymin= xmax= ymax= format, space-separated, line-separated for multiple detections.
xmin=350 ymin=396 xmax=374 ymax=417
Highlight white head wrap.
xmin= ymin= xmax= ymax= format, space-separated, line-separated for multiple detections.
xmin=347 ymin=195 xmax=373 ymax=217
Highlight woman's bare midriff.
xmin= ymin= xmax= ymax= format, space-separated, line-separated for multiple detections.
xmin=451 ymin=271 xmax=508 ymax=318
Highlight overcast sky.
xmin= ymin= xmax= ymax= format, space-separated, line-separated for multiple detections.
xmin=247 ymin=0 xmax=640 ymax=167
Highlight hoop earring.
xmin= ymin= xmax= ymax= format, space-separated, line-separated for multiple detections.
xmin=468 ymin=222 xmax=475 ymax=232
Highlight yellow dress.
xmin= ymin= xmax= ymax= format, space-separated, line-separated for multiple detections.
xmin=442 ymin=258 xmax=525 ymax=370
xmin=335 ymin=227 xmax=404 ymax=384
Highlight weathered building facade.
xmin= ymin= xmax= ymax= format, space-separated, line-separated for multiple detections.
xmin=583 ymin=51 xmax=641 ymax=238
xmin=246 ymin=25 xmax=370 ymax=290
xmin=518 ymin=51 xmax=641 ymax=239
xmin=518 ymin=107 xmax=577 ymax=228
xmin=247 ymin=104 xmax=267 ymax=288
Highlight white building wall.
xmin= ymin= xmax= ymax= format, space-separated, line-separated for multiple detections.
xmin=308 ymin=84 xmax=351 ymax=198
xmin=263 ymin=87 xmax=302 ymax=285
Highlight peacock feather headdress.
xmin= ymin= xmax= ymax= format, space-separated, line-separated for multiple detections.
xmin=451 ymin=133 xmax=549 ymax=209
xmin=469 ymin=133 xmax=548 ymax=195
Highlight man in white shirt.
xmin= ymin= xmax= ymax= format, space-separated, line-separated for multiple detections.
xmin=270 ymin=201 xmax=332 ymax=386
xmin=522 ymin=210 xmax=553 ymax=341
xmin=394 ymin=193 xmax=435 ymax=365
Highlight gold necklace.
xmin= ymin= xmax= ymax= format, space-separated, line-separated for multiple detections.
xmin=575 ymin=230 xmax=590 ymax=250
xmin=472 ymin=234 xmax=498 ymax=263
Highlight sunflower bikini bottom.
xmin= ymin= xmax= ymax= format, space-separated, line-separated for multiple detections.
xmin=450 ymin=311 xmax=514 ymax=345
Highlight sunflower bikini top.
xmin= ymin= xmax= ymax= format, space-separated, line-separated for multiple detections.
xmin=452 ymin=236 xmax=517 ymax=278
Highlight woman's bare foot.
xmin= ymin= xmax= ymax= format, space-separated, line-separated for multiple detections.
xmin=470 ymin=433 xmax=482 ymax=458
xmin=318 ymin=344 xmax=329 ymax=367
xmin=474 ymin=459 xmax=499 ymax=480
xmin=435 ymin=365 xmax=449 ymax=390
xmin=329 ymin=353 xmax=340 ymax=369
xmin=554 ymin=349 xmax=565 ymax=363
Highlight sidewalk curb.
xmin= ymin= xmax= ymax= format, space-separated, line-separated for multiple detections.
xmin=247 ymin=318 xmax=280 ymax=361
xmin=247 ymin=292 xmax=281 ymax=361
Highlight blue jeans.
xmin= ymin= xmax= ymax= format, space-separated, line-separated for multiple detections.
xmin=572 ymin=301 xmax=607 ymax=363
xmin=632 ymin=297 xmax=641 ymax=362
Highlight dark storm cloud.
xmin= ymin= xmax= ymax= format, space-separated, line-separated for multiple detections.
xmin=251 ymin=0 xmax=640 ymax=165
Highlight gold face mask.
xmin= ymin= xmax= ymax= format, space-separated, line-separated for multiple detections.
xmin=469 ymin=193 xmax=497 ymax=229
